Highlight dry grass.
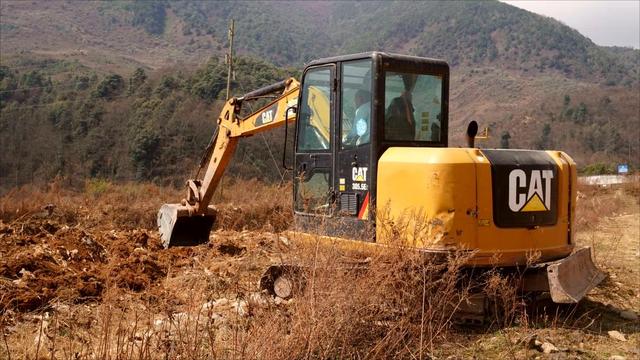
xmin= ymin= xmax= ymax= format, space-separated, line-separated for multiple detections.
xmin=0 ymin=180 xmax=481 ymax=359
xmin=0 ymin=228 xmax=476 ymax=359
xmin=239 ymin=240 xmax=474 ymax=359
xmin=0 ymin=177 xmax=291 ymax=232
xmin=0 ymin=210 xmax=478 ymax=359
xmin=575 ymin=180 xmax=639 ymax=231
xmin=1 ymin=179 xmax=639 ymax=359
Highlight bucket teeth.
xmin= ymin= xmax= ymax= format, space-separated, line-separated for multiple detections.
xmin=157 ymin=204 xmax=216 ymax=248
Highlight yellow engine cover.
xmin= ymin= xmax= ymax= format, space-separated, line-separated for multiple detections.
xmin=376 ymin=147 xmax=576 ymax=267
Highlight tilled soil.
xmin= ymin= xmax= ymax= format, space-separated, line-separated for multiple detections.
xmin=0 ymin=214 xmax=283 ymax=316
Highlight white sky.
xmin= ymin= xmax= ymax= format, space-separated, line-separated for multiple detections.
xmin=502 ymin=1 xmax=640 ymax=48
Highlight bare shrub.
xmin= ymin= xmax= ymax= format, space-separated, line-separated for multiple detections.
xmin=213 ymin=178 xmax=292 ymax=232
xmin=237 ymin=215 xmax=474 ymax=359
xmin=575 ymin=180 xmax=638 ymax=230
xmin=482 ymin=271 xmax=524 ymax=328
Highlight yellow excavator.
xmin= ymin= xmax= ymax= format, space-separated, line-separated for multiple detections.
xmin=158 ymin=52 xmax=604 ymax=305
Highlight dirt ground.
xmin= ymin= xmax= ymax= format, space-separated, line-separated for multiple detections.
xmin=0 ymin=181 xmax=638 ymax=359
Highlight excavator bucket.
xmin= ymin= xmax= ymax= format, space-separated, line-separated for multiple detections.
xmin=546 ymin=247 xmax=606 ymax=303
xmin=157 ymin=204 xmax=217 ymax=248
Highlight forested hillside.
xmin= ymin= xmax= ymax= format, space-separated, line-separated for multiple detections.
xmin=0 ymin=57 xmax=295 ymax=190
xmin=2 ymin=1 xmax=637 ymax=84
xmin=1 ymin=0 xmax=638 ymax=190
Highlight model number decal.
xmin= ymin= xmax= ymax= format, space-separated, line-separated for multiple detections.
xmin=352 ymin=167 xmax=368 ymax=191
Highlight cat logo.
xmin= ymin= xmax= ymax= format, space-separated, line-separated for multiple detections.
xmin=352 ymin=167 xmax=367 ymax=182
xmin=260 ymin=109 xmax=274 ymax=124
xmin=508 ymin=169 xmax=554 ymax=212
xmin=254 ymin=104 xmax=278 ymax=126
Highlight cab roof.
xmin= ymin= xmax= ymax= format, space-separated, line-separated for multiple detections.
xmin=305 ymin=51 xmax=449 ymax=69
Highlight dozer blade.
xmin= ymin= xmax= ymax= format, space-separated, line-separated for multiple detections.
xmin=157 ymin=204 xmax=217 ymax=248
xmin=546 ymin=247 xmax=606 ymax=303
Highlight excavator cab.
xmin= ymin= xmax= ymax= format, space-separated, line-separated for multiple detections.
xmin=160 ymin=52 xmax=449 ymax=247
xmin=292 ymin=53 xmax=449 ymax=239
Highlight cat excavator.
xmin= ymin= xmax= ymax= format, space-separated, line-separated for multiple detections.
xmin=158 ymin=52 xmax=604 ymax=306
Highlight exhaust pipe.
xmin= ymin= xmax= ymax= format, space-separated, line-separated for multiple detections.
xmin=466 ymin=120 xmax=478 ymax=148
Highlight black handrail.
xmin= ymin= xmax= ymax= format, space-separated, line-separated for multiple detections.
xmin=282 ymin=106 xmax=296 ymax=170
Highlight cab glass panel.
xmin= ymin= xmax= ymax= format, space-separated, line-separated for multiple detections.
xmin=340 ymin=59 xmax=373 ymax=149
xmin=383 ymin=72 xmax=444 ymax=143
xmin=297 ymin=67 xmax=332 ymax=151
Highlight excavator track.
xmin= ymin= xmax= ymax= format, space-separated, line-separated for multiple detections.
xmin=257 ymin=247 xmax=605 ymax=324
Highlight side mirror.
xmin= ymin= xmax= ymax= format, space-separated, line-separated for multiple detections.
xmin=466 ymin=120 xmax=478 ymax=148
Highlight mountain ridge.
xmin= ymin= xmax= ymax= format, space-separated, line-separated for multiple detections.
xmin=1 ymin=1 xmax=638 ymax=86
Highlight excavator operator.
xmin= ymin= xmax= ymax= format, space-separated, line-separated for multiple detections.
xmin=343 ymin=89 xmax=371 ymax=147
xmin=385 ymin=74 xmax=417 ymax=141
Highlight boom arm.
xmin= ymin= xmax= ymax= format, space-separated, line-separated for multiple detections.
xmin=184 ymin=78 xmax=300 ymax=214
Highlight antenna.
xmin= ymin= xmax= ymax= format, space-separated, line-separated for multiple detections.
xmin=225 ymin=19 xmax=235 ymax=101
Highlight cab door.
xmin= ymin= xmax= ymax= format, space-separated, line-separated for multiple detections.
xmin=336 ymin=60 xmax=373 ymax=228
xmin=294 ymin=65 xmax=335 ymax=222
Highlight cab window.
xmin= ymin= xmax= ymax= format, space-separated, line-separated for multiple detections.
xmin=340 ymin=60 xmax=372 ymax=149
xmin=294 ymin=170 xmax=331 ymax=214
xmin=384 ymin=72 xmax=443 ymax=142
xmin=297 ymin=67 xmax=331 ymax=151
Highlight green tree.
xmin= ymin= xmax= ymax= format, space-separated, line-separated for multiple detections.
xmin=93 ymin=74 xmax=124 ymax=99
xmin=190 ymin=58 xmax=227 ymax=101
xmin=21 ymin=70 xmax=47 ymax=87
xmin=0 ymin=66 xmax=9 ymax=81
xmin=581 ymin=163 xmax=614 ymax=175
xmin=573 ymin=102 xmax=588 ymax=123
xmin=131 ymin=1 xmax=166 ymax=35
xmin=129 ymin=68 xmax=147 ymax=93
xmin=155 ymin=75 xmax=179 ymax=98
xmin=75 ymin=75 xmax=92 ymax=91
xmin=130 ymin=127 xmax=160 ymax=180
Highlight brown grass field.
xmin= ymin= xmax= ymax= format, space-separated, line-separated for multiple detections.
xmin=0 ymin=179 xmax=638 ymax=359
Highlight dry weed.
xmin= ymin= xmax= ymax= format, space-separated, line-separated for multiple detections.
xmin=575 ymin=180 xmax=639 ymax=230
xmin=222 ymin=212 xmax=482 ymax=359
xmin=7 ymin=180 xmax=635 ymax=359
xmin=0 ymin=178 xmax=291 ymax=232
